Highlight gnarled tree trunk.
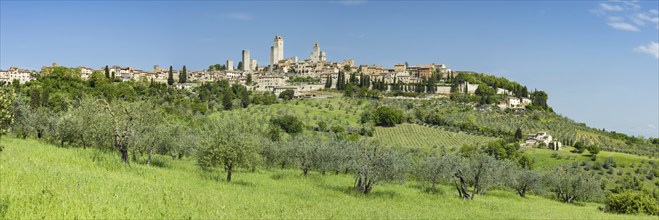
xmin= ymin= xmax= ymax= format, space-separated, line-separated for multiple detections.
xmin=226 ymin=164 xmax=233 ymax=182
xmin=454 ymin=170 xmax=470 ymax=200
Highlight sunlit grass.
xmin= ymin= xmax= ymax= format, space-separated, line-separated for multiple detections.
xmin=0 ymin=138 xmax=653 ymax=219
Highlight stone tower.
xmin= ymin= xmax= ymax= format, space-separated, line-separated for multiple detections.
xmin=226 ymin=60 xmax=234 ymax=71
xmin=270 ymin=34 xmax=284 ymax=65
xmin=242 ymin=50 xmax=251 ymax=71
xmin=251 ymin=59 xmax=257 ymax=71
xmin=309 ymin=41 xmax=321 ymax=62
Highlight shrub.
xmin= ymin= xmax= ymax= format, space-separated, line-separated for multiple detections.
xmin=271 ymin=115 xmax=304 ymax=135
xmin=373 ymin=106 xmax=403 ymax=127
xmin=330 ymin=125 xmax=345 ymax=133
xmin=573 ymin=142 xmax=586 ymax=154
xmin=587 ymin=145 xmax=600 ymax=156
xmin=278 ymin=89 xmax=295 ymax=100
xmin=603 ymin=191 xmax=659 ymax=215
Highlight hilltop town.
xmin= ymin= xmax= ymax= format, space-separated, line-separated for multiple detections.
xmin=1 ymin=35 xmax=538 ymax=109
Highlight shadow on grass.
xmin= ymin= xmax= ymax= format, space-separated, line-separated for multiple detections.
xmin=231 ymin=180 xmax=256 ymax=187
xmin=322 ymin=184 xmax=400 ymax=199
xmin=270 ymin=172 xmax=291 ymax=180
xmin=409 ymin=183 xmax=447 ymax=195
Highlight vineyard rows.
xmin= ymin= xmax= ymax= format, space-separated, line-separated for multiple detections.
xmin=373 ymin=123 xmax=497 ymax=149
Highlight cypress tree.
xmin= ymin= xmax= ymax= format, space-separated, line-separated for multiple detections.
xmin=104 ymin=65 xmax=110 ymax=79
xmin=222 ymin=89 xmax=233 ymax=110
xmin=325 ymin=75 xmax=332 ymax=89
xmin=179 ymin=65 xmax=187 ymax=83
xmin=241 ymin=89 xmax=250 ymax=108
xmin=359 ymin=72 xmax=364 ymax=88
xmin=167 ymin=66 xmax=174 ymax=86
xmin=515 ymin=128 xmax=523 ymax=140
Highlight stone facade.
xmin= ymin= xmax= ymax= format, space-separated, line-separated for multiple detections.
xmin=270 ymin=35 xmax=284 ymax=65
xmin=242 ymin=50 xmax=251 ymax=71
xmin=0 ymin=66 xmax=34 ymax=84
xmin=309 ymin=42 xmax=324 ymax=62
xmin=227 ymin=60 xmax=234 ymax=71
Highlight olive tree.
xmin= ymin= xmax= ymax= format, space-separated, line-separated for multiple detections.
xmin=0 ymin=89 xmax=14 ymax=149
xmin=544 ymin=166 xmax=603 ymax=203
xmin=417 ymin=154 xmax=455 ymax=192
xmin=313 ymin=136 xmax=347 ymax=175
xmin=75 ymin=98 xmax=113 ymax=150
xmin=52 ymin=111 xmax=81 ymax=147
xmin=508 ymin=169 xmax=542 ymax=197
xmin=441 ymin=153 xmax=511 ymax=200
xmin=10 ymin=97 xmax=32 ymax=139
xmin=349 ymin=140 xmax=407 ymax=194
xmin=197 ymin=113 xmax=262 ymax=182
xmin=129 ymin=106 xmax=165 ymax=165
xmin=284 ymin=134 xmax=318 ymax=176
xmin=100 ymin=99 xmax=140 ymax=164
xmin=30 ymin=107 xmax=53 ymax=139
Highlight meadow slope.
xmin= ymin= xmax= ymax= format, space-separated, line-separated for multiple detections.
xmin=0 ymin=138 xmax=653 ymax=219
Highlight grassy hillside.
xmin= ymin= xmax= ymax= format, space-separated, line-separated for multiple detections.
xmin=523 ymin=146 xmax=658 ymax=193
xmin=0 ymin=138 xmax=653 ymax=219
xmin=373 ymin=123 xmax=496 ymax=149
xmin=247 ymin=97 xmax=367 ymax=128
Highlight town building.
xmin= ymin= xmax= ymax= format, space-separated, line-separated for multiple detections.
xmin=525 ymin=132 xmax=553 ymax=146
xmin=0 ymin=66 xmax=34 ymax=84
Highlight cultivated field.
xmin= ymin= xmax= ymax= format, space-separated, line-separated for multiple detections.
xmin=373 ymin=123 xmax=497 ymax=149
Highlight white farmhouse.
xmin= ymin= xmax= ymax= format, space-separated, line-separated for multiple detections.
xmin=525 ymin=132 xmax=553 ymax=146
xmin=1 ymin=67 xmax=34 ymax=84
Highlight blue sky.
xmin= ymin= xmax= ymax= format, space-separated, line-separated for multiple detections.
xmin=1 ymin=0 xmax=658 ymax=137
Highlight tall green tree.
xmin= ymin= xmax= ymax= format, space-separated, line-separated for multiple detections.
xmin=222 ymin=88 xmax=233 ymax=110
xmin=240 ymin=89 xmax=250 ymax=108
xmin=104 ymin=65 xmax=110 ymax=79
xmin=246 ymin=73 xmax=252 ymax=85
xmin=514 ymin=128 xmax=523 ymax=140
xmin=167 ymin=66 xmax=174 ymax=86
xmin=324 ymin=75 xmax=332 ymax=89
xmin=179 ymin=65 xmax=187 ymax=83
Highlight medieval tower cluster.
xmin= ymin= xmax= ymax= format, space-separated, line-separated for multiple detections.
xmin=309 ymin=42 xmax=326 ymax=62
xmin=228 ymin=34 xmax=338 ymax=73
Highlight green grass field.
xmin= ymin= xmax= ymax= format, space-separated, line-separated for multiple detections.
xmin=1 ymin=138 xmax=654 ymax=219
xmin=373 ymin=123 xmax=497 ymax=149
xmin=247 ymin=97 xmax=367 ymax=128
xmin=523 ymin=146 xmax=659 ymax=192
xmin=524 ymin=146 xmax=655 ymax=170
